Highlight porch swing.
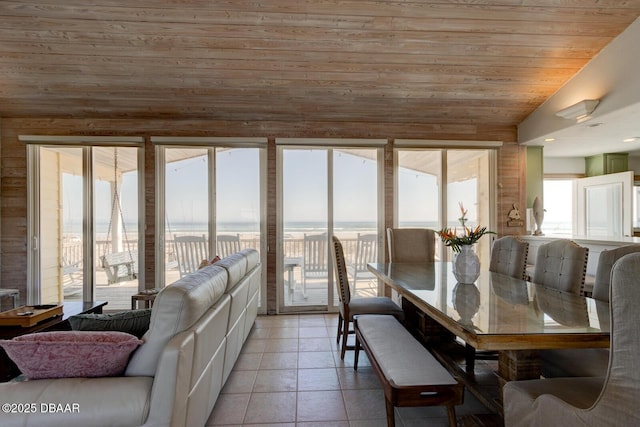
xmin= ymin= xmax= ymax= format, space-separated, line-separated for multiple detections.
xmin=100 ymin=148 xmax=138 ymax=284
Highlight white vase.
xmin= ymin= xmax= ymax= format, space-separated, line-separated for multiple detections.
xmin=452 ymin=245 xmax=480 ymax=284
xmin=452 ymin=282 xmax=481 ymax=326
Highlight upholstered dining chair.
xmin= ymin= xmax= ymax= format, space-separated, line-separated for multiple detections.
xmin=469 ymin=236 xmax=529 ymax=369
xmin=503 ymin=252 xmax=640 ymax=427
xmin=532 ymin=239 xmax=589 ymax=295
xmin=331 ymin=236 xmax=404 ymax=360
xmin=591 ymin=244 xmax=640 ymax=302
xmin=541 ymin=244 xmax=640 ymax=379
xmin=489 ymin=236 xmax=529 ymax=279
xmin=386 ymin=228 xmax=436 ymax=262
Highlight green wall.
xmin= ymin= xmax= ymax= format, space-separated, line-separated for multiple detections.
xmin=526 ymin=146 xmax=544 ymax=208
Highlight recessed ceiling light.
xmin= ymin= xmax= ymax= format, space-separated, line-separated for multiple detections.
xmin=623 ymin=137 xmax=638 ymax=143
xmin=544 ymin=138 xmax=556 ymax=142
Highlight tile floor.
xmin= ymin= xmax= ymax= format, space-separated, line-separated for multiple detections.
xmin=206 ymin=313 xmax=495 ymax=426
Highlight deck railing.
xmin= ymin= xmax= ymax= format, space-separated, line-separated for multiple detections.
xmin=62 ymin=235 xmax=366 ymax=272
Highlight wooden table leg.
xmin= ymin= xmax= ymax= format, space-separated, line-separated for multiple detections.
xmin=497 ymin=349 xmax=541 ymax=392
xmin=465 ymin=343 xmax=476 ymax=374
xmin=402 ymin=298 xmax=456 ymax=345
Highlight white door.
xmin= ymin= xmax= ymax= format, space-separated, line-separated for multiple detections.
xmin=574 ymin=171 xmax=634 ymax=237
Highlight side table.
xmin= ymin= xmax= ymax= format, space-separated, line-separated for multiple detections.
xmin=131 ymin=292 xmax=157 ymax=310
xmin=0 ymin=289 xmax=19 ymax=309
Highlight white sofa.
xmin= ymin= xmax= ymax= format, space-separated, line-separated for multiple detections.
xmin=0 ymin=249 xmax=261 ymax=427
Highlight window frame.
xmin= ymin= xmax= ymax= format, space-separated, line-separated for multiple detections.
xmin=153 ymin=137 xmax=268 ymax=312
xmin=275 ymin=139 xmax=387 ymax=313
xmin=393 ymin=143 xmax=498 ymax=263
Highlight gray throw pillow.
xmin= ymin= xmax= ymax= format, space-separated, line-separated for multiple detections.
xmin=69 ymin=309 xmax=152 ymax=338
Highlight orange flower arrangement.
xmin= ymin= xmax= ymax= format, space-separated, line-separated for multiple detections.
xmin=437 ymin=203 xmax=494 ymax=253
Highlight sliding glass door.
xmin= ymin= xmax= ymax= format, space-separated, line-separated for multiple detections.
xmin=333 ymin=149 xmax=381 ymax=299
xmin=281 ymin=149 xmax=328 ymax=309
xmin=396 ymin=148 xmax=494 ymax=263
xmin=37 ymin=146 xmax=85 ymax=305
xmin=446 ymin=150 xmax=492 ymax=264
xmin=158 ymin=143 xmax=266 ymax=310
xmin=163 ymin=148 xmax=211 ymax=284
xmin=28 ymin=142 xmax=142 ymax=310
xmin=278 ymin=144 xmax=383 ymax=312
xmin=397 ymin=150 xmax=440 ymax=230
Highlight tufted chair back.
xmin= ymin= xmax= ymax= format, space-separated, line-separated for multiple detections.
xmin=489 ymin=236 xmax=529 ymax=280
xmin=331 ymin=235 xmax=351 ymax=305
xmin=504 ymin=252 xmax=640 ymax=426
xmin=592 ymin=244 xmax=640 ymax=302
xmin=532 ymin=239 xmax=588 ymax=295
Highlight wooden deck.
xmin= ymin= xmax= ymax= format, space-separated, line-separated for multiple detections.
xmin=63 ymin=263 xmax=378 ymax=312
xmin=284 ymin=266 xmax=380 ymax=308
xmin=63 ymin=268 xmax=182 ymax=312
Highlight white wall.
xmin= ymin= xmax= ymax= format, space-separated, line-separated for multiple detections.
xmin=543 ymin=156 xmax=640 ymax=176
xmin=543 ymin=157 xmax=585 ymax=175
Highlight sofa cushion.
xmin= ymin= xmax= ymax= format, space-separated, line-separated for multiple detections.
xmin=69 ymin=309 xmax=152 ymax=338
xmin=0 ymin=331 xmax=142 ymax=379
xmin=215 ymin=252 xmax=248 ymax=292
xmin=125 ymin=265 xmax=228 ymax=377
xmin=240 ymin=248 xmax=260 ymax=271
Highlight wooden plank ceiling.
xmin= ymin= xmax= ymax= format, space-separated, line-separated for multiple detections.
xmin=1 ymin=0 xmax=640 ymax=128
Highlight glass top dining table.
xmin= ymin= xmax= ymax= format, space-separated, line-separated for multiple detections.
xmin=367 ymin=262 xmax=610 ymax=352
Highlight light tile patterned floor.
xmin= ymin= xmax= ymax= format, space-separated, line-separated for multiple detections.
xmin=206 ymin=313 xmax=495 ymax=427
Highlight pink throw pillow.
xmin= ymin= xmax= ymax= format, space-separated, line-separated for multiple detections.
xmin=0 ymin=331 xmax=142 ymax=379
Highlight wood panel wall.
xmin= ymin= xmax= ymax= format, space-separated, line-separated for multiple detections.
xmin=0 ymin=117 xmax=523 ymax=314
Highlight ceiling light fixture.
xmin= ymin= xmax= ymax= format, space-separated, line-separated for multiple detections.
xmin=555 ymin=99 xmax=600 ymax=121
xmin=623 ymin=137 xmax=638 ymax=143
xmin=544 ymin=138 xmax=556 ymax=142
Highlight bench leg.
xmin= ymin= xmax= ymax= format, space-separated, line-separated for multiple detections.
xmin=336 ymin=313 xmax=343 ymax=345
xmin=385 ymin=398 xmax=395 ymax=427
xmin=446 ymin=405 xmax=457 ymax=427
xmin=354 ymin=336 xmax=360 ymax=370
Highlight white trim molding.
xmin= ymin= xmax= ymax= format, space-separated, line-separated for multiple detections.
xmin=394 ymin=139 xmax=503 ymax=149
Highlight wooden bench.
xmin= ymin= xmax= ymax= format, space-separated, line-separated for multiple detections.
xmin=354 ymin=314 xmax=464 ymax=427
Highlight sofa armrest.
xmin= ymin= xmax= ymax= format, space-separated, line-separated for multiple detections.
xmin=0 ymin=376 xmax=153 ymax=427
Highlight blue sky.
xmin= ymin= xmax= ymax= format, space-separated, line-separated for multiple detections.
xmin=63 ymin=147 xmax=480 ymax=233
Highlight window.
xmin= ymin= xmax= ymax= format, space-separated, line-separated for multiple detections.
xmin=543 ymin=179 xmax=573 ymax=235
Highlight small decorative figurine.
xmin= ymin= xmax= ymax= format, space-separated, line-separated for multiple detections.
xmin=532 ymin=196 xmax=545 ymax=235
xmin=507 ymin=203 xmax=524 ymax=227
